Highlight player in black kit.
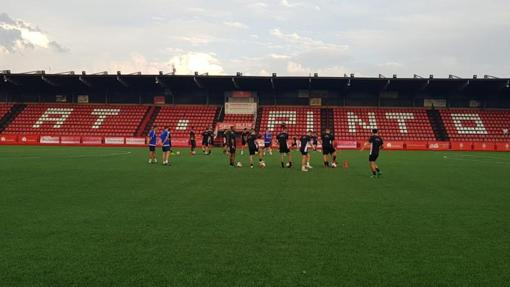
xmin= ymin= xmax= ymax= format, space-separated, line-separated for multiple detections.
xmin=226 ymin=126 xmax=237 ymax=166
xmin=299 ymin=130 xmax=313 ymax=172
xmin=311 ymin=131 xmax=318 ymax=151
xmin=361 ymin=129 xmax=384 ymax=178
xmin=189 ymin=127 xmax=196 ymax=155
xmin=201 ymin=127 xmax=212 ymax=155
xmin=247 ymin=129 xmax=265 ymax=168
xmin=277 ymin=126 xmax=292 ymax=168
xmin=321 ymin=128 xmax=337 ymax=167
xmin=241 ymin=128 xmax=249 ymax=155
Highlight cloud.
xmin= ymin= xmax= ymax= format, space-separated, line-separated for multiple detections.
xmin=270 ymin=28 xmax=349 ymax=52
xmin=0 ymin=12 xmax=67 ymax=53
xmin=223 ymin=21 xmax=248 ymax=29
xmin=108 ymin=52 xmax=224 ymax=75
xmin=169 ymin=52 xmax=224 ymax=75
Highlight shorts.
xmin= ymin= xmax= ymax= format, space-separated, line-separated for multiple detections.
xmin=149 ymin=146 xmax=156 ymax=152
xmin=202 ymin=139 xmax=209 ymax=146
xmin=264 ymin=142 xmax=271 ymax=148
xmin=300 ymin=148 xmax=308 ymax=156
xmin=228 ymin=146 xmax=236 ymax=154
xmin=322 ymin=146 xmax=336 ymax=155
xmin=190 ymin=140 xmax=196 ymax=149
xmin=369 ymin=153 xmax=379 ymax=162
xmin=249 ymin=146 xmax=258 ymax=155
xmin=279 ymin=145 xmax=290 ymax=154
xmin=162 ymin=146 xmax=171 ymax=152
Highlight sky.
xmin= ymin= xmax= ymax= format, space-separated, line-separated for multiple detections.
xmin=1 ymin=0 xmax=510 ymax=77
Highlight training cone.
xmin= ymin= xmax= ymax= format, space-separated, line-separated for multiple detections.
xmin=343 ymin=160 xmax=350 ymax=169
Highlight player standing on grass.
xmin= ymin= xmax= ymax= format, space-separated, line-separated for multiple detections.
xmin=277 ymin=126 xmax=292 ymax=168
xmin=311 ymin=131 xmax=318 ymax=151
xmin=299 ymin=130 xmax=313 ymax=172
xmin=202 ymin=127 xmax=213 ymax=155
xmin=226 ymin=126 xmax=237 ymax=166
xmin=147 ymin=125 xmax=158 ymax=163
xmin=241 ymin=128 xmax=249 ymax=155
xmin=321 ymin=128 xmax=337 ymax=168
xmin=263 ymin=130 xmax=273 ymax=155
xmin=247 ymin=129 xmax=265 ymax=168
xmin=160 ymin=126 xmax=171 ymax=165
xmin=361 ymin=129 xmax=383 ymax=178
xmin=189 ymin=127 xmax=196 ymax=155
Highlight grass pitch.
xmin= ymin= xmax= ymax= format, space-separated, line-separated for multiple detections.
xmin=1 ymin=146 xmax=509 ymax=287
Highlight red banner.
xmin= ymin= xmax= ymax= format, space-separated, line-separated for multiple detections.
xmin=0 ymin=135 xmax=17 ymax=144
xmin=384 ymin=141 xmax=404 ymax=150
xmin=125 ymin=137 xmax=146 ymax=145
xmin=428 ymin=142 xmax=450 ymax=151
xmin=336 ymin=141 xmax=358 ymax=149
xmin=451 ymin=142 xmax=472 ymax=151
xmin=154 ymin=96 xmax=165 ymax=105
xmin=104 ymin=137 xmax=125 ymax=145
xmin=495 ymin=142 xmax=510 ymax=151
xmin=19 ymin=135 xmax=39 ymax=144
xmin=171 ymin=138 xmax=189 ymax=147
xmin=82 ymin=137 xmax=102 ymax=145
xmin=216 ymin=122 xmax=253 ymax=131
xmin=473 ymin=142 xmax=495 ymax=151
xmin=60 ymin=136 xmax=81 ymax=144
xmin=405 ymin=141 xmax=428 ymax=150
xmin=40 ymin=136 xmax=60 ymax=144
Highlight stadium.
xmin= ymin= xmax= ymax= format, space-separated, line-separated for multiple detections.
xmin=2 ymin=2 xmax=510 ymax=287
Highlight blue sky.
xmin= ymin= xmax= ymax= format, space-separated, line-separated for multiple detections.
xmin=1 ymin=0 xmax=510 ymax=77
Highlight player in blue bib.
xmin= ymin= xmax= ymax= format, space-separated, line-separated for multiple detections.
xmin=147 ymin=125 xmax=158 ymax=164
xmin=160 ymin=127 xmax=171 ymax=165
xmin=263 ymin=130 xmax=273 ymax=155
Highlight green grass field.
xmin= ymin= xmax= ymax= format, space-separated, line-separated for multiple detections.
xmin=1 ymin=146 xmax=509 ymax=287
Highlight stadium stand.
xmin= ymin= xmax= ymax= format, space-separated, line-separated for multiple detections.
xmin=439 ymin=109 xmax=510 ymax=142
xmin=258 ymin=106 xmax=321 ymax=137
xmin=151 ymin=106 xmax=217 ymax=138
xmin=0 ymin=104 xmax=13 ymax=119
xmin=222 ymin=113 xmax=254 ymax=124
xmin=2 ymin=104 xmax=148 ymax=136
xmin=333 ymin=108 xmax=436 ymax=141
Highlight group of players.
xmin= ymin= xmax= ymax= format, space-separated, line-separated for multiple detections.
xmin=147 ymin=124 xmax=383 ymax=176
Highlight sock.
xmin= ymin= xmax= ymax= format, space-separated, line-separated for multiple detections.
xmin=281 ymin=162 xmax=285 ymax=168
xmin=372 ymin=171 xmax=376 ymax=176
xmin=376 ymin=168 xmax=380 ymax=172
xmin=324 ymin=161 xmax=329 ymax=167
xmin=333 ymin=155 xmax=337 ymax=163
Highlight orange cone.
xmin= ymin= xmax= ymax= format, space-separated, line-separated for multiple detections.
xmin=343 ymin=160 xmax=350 ymax=169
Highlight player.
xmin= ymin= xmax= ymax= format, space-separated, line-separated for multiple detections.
xmin=263 ymin=130 xmax=273 ymax=155
xmin=201 ymin=128 xmax=210 ymax=155
xmin=291 ymin=136 xmax=298 ymax=150
xmin=247 ymin=129 xmax=265 ymax=168
xmin=241 ymin=128 xmax=249 ymax=155
xmin=361 ymin=129 xmax=383 ymax=178
xmin=277 ymin=126 xmax=292 ymax=168
xmin=311 ymin=131 xmax=318 ymax=151
xmin=321 ymin=128 xmax=337 ymax=168
xmin=226 ymin=126 xmax=237 ymax=166
xmin=189 ymin=127 xmax=196 ymax=155
xmin=147 ymin=125 xmax=158 ymax=163
xmin=160 ymin=126 xmax=171 ymax=165
xmin=299 ymin=130 xmax=313 ymax=172
xmin=222 ymin=129 xmax=228 ymax=154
